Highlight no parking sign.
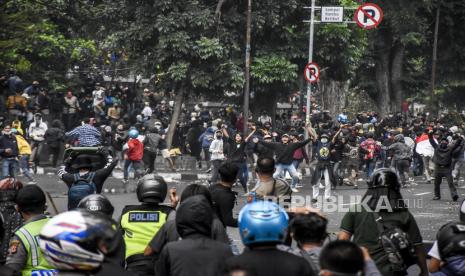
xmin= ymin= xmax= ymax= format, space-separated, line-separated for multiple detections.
xmin=304 ymin=62 xmax=320 ymax=83
xmin=355 ymin=3 xmax=383 ymax=29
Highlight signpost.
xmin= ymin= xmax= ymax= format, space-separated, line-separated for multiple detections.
xmin=354 ymin=3 xmax=383 ymax=29
xmin=321 ymin=7 xmax=344 ymax=23
xmin=304 ymin=62 xmax=320 ymax=83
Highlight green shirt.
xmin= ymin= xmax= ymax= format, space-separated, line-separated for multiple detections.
xmin=340 ymin=205 xmax=423 ymax=275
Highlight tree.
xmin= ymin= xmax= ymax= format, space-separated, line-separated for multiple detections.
xmin=0 ymin=0 xmax=100 ymax=89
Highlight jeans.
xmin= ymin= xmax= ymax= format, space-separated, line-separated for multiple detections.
xmin=124 ymin=160 xmax=144 ymax=180
xmin=452 ymin=158 xmax=462 ymax=181
xmin=235 ymin=162 xmax=248 ymax=192
xmin=202 ymin=148 xmax=211 ymax=169
xmin=422 ymin=156 xmax=434 ymax=181
xmin=274 ymin=163 xmax=299 ymax=188
xmin=434 ymin=166 xmax=457 ymax=199
xmin=395 ymin=159 xmax=410 ymax=186
xmin=211 ymin=159 xmax=223 ymax=184
xmin=365 ymin=159 xmax=376 ymax=178
xmin=2 ymin=158 xmax=18 ymax=179
xmin=30 ymin=141 xmax=44 ymax=166
xmin=19 ymin=155 xmax=34 ymax=181
xmin=143 ymin=150 xmax=157 ymax=174
xmin=292 ymin=159 xmax=303 ymax=171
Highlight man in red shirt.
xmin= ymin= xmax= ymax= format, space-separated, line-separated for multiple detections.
xmin=123 ymin=128 xmax=145 ymax=191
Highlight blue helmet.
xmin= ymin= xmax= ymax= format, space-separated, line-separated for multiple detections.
xmin=128 ymin=128 xmax=139 ymax=139
xmin=238 ymin=200 xmax=289 ymax=246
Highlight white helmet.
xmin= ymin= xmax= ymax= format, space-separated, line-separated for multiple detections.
xmin=39 ymin=210 xmax=116 ymax=271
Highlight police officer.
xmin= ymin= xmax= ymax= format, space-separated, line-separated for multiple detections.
xmin=5 ymin=185 xmax=56 ymax=275
xmin=39 ymin=210 xmax=133 ymax=276
xmin=119 ymin=174 xmax=174 ymax=276
xmin=428 ymin=199 xmax=465 ymax=274
xmin=78 ymin=194 xmax=126 ymax=268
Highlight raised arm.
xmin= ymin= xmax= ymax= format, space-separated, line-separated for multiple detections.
xmin=428 ymin=130 xmax=438 ymax=149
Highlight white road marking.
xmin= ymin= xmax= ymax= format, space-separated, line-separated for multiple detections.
xmin=414 ymin=192 xmax=431 ymax=196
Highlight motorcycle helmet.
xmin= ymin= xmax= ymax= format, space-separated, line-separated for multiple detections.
xmin=136 ymin=174 xmax=168 ymax=203
xmin=238 ymin=200 xmax=289 ymax=246
xmin=39 ymin=210 xmax=117 ymax=271
xmin=77 ymin=194 xmax=115 ymax=217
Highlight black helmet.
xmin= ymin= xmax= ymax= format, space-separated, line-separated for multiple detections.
xmin=437 ymin=221 xmax=465 ymax=259
xmin=136 ymin=174 xmax=167 ymax=203
xmin=367 ymin=168 xmax=400 ymax=190
xmin=77 ymin=194 xmax=115 ymax=217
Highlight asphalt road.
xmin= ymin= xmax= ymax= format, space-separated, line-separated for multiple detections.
xmin=30 ymin=168 xmax=465 ymax=275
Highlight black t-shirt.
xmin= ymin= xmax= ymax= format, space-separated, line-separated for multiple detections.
xmin=225 ymin=248 xmax=315 ymax=276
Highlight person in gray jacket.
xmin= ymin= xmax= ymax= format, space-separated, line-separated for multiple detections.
xmin=385 ymin=134 xmax=413 ymax=187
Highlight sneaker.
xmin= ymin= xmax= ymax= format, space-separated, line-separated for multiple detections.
xmin=295 ymin=184 xmax=303 ymax=188
xmin=354 ymin=184 xmax=358 ymax=189
xmin=319 ymin=184 xmax=325 ymax=189
xmin=432 ymin=196 xmax=441 ymax=200
xmin=26 ymin=181 xmax=37 ymax=185
xmin=205 ymin=168 xmax=212 ymax=173
xmin=291 ymin=187 xmax=299 ymax=193
xmin=452 ymin=195 xmax=459 ymax=202
xmin=122 ymin=179 xmax=129 ymax=184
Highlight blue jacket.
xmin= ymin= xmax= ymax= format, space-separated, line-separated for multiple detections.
xmin=199 ymin=128 xmax=215 ymax=149
xmin=432 ymin=256 xmax=465 ymax=276
xmin=0 ymin=134 xmax=19 ymax=158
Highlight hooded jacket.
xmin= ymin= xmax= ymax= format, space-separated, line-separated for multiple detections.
xmin=199 ymin=128 xmax=215 ymax=149
xmin=432 ymin=256 xmax=465 ymax=276
xmin=155 ymin=195 xmax=232 ymax=276
xmin=386 ymin=134 xmax=412 ymax=161
xmin=28 ymin=116 xmax=47 ymax=142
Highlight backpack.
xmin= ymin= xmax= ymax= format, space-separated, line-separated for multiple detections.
xmin=374 ymin=213 xmax=417 ymax=272
xmin=68 ymin=172 xmax=97 ymax=210
xmin=364 ymin=141 xmax=376 ymax=160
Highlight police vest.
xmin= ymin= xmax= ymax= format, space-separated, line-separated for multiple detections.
xmin=14 ymin=216 xmax=56 ymax=276
xmin=120 ymin=205 xmax=173 ymax=260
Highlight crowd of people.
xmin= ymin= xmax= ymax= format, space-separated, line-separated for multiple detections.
xmin=0 ymin=74 xmax=465 ymax=275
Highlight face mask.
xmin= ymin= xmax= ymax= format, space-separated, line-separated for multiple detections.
xmin=3 ymin=130 xmax=11 ymax=135
xmin=321 ymin=138 xmax=328 ymax=144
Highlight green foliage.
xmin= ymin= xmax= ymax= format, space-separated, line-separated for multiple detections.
xmin=251 ymin=55 xmax=297 ymax=84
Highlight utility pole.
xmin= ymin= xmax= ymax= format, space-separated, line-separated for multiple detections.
xmin=431 ymin=1 xmax=441 ymax=115
xmin=243 ymin=0 xmax=252 ymax=135
xmin=305 ymin=0 xmax=316 ymax=131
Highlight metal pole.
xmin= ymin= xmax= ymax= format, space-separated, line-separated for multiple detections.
xmin=243 ymin=0 xmax=252 ymax=135
xmin=431 ymin=2 xmax=440 ymax=116
xmin=305 ymin=0 xmax=316 ymax=129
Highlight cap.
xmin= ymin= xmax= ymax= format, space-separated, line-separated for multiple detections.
xmin=282 ymin=133 xmax=289 ymax=138
xmin=16 ymin=185 xmax=46 ymax=209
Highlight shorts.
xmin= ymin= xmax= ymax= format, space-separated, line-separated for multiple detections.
xmin=161 ymin=149 xmax=171 ymax=158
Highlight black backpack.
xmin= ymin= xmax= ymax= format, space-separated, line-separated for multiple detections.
xmin=374 ymin=213 xmax=417 ymax=272
xmin=68 ymin=172 xmax=97 ymax=210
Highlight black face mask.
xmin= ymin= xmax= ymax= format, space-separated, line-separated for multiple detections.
xmin=440 ymin=143 xmax=448 ymax=149
xmin=216 ymin=135 xmax=223 ymax=139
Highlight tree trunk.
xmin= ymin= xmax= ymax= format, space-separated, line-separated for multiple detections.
xmin=318 ymin=78 xmax=349 ymax=117
xmin=166 ymin=88 xmax=184 ymax=149
xmin=390 ymin=42 xmax=405 ymax=112
xmin=375 ymin=53 xmax=391 ymax=116
xmin=252 ymin=89 xmax=277 ymax=124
